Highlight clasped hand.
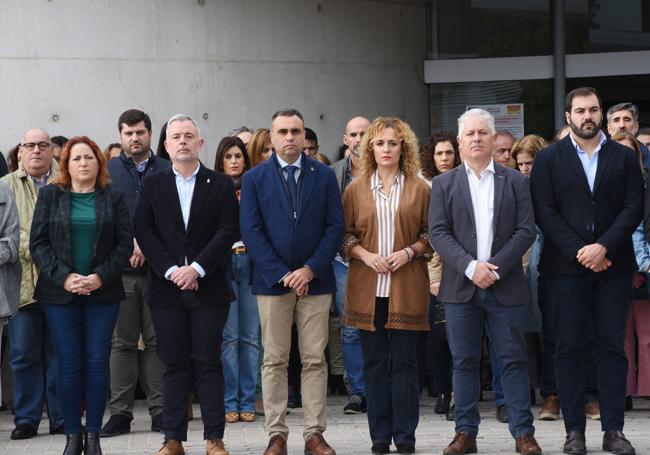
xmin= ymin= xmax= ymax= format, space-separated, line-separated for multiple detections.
xmin=171 ymin=265 xmax=200 ymax=291
xmin=576 ymin=243 xmax=610 ymax=272
xmin=64 ymin=273 xmax=103 ymax=295
xmin=364 ymin=251 xmax=409 ymax=275
xmin=472 ymin=261 xmax=499 ymax=289
xmin=283 ymin=266 xmax=314 ymax=297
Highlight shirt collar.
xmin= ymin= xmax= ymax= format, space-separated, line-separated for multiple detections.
xmin=569 ymin=130 xmax=607 ymax=154
xmin=464 ymin=160 xmax=495 ymax=178
xmin=172 ymin=162 xmax=201 ymax=180
xmin=371 ymin=170 xmax=403 ymax=190
xmin=276 ymin=153 xmax=302 ymax=170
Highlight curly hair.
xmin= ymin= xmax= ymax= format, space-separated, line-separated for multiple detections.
xmin=51 ymin=136 xmax=111 ymax=190
xmin=510 ymin=134 xmax=547 ymax=168
xmin=248 ymin=128 xmax=272 ymax=168
xmin=359 ymin=117 xmax=420 ymax=178
xmin=421 ymin=131 xmax=460 ymax=179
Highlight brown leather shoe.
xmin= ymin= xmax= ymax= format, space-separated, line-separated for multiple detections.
xmin=585 ymin=400 xmax=601 ymax=420
xmin=305 ymin=433 xmax=336 ymax=455
xmin=515 ymin=433 xmax=543 ymax=455
xmin=207 ymin=438 xmax=230 ymax=455
xmin=539 ymin=394 xmax=561 ymax=421
xmin=155 ymin=439 xmax=185 ymax=455
xmin=443 ymin=432 xmax=477 ymax=455
xmin=263 ymin=435 xmax=287 ymax=455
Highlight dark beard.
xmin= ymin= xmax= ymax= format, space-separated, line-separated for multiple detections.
xmin=569 ymin=118 xmax=601 ymax=140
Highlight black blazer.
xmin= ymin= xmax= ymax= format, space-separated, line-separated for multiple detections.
xmin=530 ymin=135 xmax=643 ymax=275
xmin=428 ymin=164 xmax=536 ymax=306
xmin=30 ymin=184 xmax=133 ymax=304
xmin=133 ymin=165 xmax=239 ymax=308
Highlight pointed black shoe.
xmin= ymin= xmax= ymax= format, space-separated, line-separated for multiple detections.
xmin=84 ymin=432 xmax=103 ymax=455
xmin=62 ymin=433 xmax=83 ymax=455
xmin=563 ymin=431 xmax=586 ymax=455
xmin=603 ymin=431 xmax=635 ymax=455
xmin=435 ymin=393 xmax=451 ymax=415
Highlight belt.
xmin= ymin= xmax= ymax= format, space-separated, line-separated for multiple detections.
xmin=232 ymin=246 xmax=247 ymax=255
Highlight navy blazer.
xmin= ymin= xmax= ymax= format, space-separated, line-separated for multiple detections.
xmin=239 ymin=153 xmax=344 ymax=296
xmin=530 ymin=135 xmax=643 ymax=275
xmin=134 ymin=165 xmax=239 ymax=307
xmin=428 ymin=163 xmax=536 ymax=306
xmin=30 ymin=184 xmax=133 ymax=304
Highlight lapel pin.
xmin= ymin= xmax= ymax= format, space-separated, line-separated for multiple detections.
xmin=310 ymin=166 xmax=314 ymax=171
xmin=207 ymin=178 xmax=211 ymax=183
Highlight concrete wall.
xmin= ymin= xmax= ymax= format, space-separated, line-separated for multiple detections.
xmin=0 ymin=0 xmax=427 ymax=165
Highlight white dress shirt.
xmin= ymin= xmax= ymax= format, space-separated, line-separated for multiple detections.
xmin=464 ymin=160 xmax=498 ymax=281
xmin=276 ymin=154 xmax=302 ymax=182
xmin=164 ymin=163 xmax=206 ymax=280
xmin=570 ymin=130 xmax=606 ymax=192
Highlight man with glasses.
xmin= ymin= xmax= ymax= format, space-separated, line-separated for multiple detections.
xmin=0 ymin=129 xmax=64 ymax=439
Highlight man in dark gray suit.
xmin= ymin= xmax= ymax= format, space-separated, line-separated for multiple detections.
xmin=429 ymin=109 xmax=540 ymax=455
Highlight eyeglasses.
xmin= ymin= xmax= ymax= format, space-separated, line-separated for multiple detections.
xmin=21 ymin=142 xmax=51 ymax=151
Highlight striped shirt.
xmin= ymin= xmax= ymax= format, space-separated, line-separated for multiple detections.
xmin=371 ymin=170 xmax=404 ymax=297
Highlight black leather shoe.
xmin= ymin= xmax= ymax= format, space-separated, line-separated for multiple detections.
xmin=603 ymin=431 xmax=635 ymax=455
xmin=99 ymin=414 xmax=131 ymax=437
xmin=446 ymin=401 xmax=455 ymax=421
xmin=10 ymin=423 xmax=37 ymax=440
xmin=435 ymin=393 xmax=452 ymax=415
xmin=50 ymin=424 xmax=66 ymax=435
xmin=371 ymin=442 xmax=390 ymax=454
xmin=151 ymin=413 xmax=163 ymax=433
xmin=496 ymin=404 xmax=509 ymax=423
xmin=62 ymin=433 xmax=83 ymax=455
xmin=396 ymin=443 xmax=415 ymax=454
xmin=563 ymin=431 xmax=586 ymax=455
xmin=84 ymin=432 xmax=103 ymax=455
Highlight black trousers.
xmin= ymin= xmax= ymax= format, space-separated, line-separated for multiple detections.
xmin=547 ymin=272 xmax=631 ymax=433
xmin=150 ymin=296 xmax=229 ymax=441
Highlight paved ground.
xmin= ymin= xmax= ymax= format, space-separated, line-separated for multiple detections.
xmin=1 ymin=394 xmax=649 ymax=454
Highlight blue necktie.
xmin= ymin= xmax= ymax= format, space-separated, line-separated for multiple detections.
xmin=284 ymin=165 xmax=298 ymax=211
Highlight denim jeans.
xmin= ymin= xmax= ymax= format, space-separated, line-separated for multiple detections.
xmin=490 ymin=339 xmax=505 ymax=406
xmin=445 ymin=289 xmax=534 ymax=439
xmin=333 ymin=260 xmax=365 ymax=396
xmin=43 ymin=298 xmax=119 ymax=434
xmin=360 ymin=297 xmax=420 ymax=447
xmin=221 ymin=253 xmax=259 ymax=413
xmin=8 ymin=302 xmax=64 ymax=429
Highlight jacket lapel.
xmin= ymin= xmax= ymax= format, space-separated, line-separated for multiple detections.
xmin=164 ymin=169 xmax=186 ymax=234
xmin=457 ymin=166 xmax=476 ymax=228
xmin=492 ymin=165 xmax=506 ymax=233
xmin=263 ymin=156 xmax=294 ymax=222
xmin=592 ymin=141 xmax=612 ymax=195
xmin=560 ymin=137 xmax=592 ymax=195
xmin=186 ymin=165 xmax=209 ymax=235
xmin=94 ymin=188 xmax=106 ymax=248
xmin=60 ymin=191 xmax=73 ymax=264
xmin=297 ymin=156 xmax=316 ymax=223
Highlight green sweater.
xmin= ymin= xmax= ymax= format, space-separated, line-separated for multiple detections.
xmin=71 ymin=192 xmax=96 ymax=275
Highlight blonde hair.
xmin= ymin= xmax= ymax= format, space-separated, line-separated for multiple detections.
xmin=511 ymin=134 xmax=547 ymax=163
xmin=248 ymin=128 xmax=271 ymax=167
xmin=359 ymin=117 xmax=420 ymax=178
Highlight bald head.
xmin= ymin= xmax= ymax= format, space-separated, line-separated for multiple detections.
xmin=343 ymin=116 xmax=370 ymax=157
xmin=19 ymin=128 xmax=53 ymax=177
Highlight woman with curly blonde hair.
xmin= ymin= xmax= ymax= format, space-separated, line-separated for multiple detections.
xmin=341 ymin=116 xmax=431 ymax=454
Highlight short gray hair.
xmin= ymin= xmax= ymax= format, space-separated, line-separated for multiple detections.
xmin=606 ymin=102 xmax=638 ymax=123
xmin=458 ymin=108 xmax=496 ymax=136
xmin=166 ymin=114 xmax=201 ymax=137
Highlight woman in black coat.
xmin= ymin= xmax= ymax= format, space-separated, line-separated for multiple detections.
xmin=30 ymin=136 xmax=132 ymax=455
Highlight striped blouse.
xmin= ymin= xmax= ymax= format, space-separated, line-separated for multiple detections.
xmin=371 ymin=170 xmax=404 ymax=297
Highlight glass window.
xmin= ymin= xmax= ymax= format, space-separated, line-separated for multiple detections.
xmin=434 ymin=0 xmax=552 ymax=59
xmin=429 ymin=79 xmax=555 ymax=140
xmin=566 ymin=0 xmax=650 ymax=53
xmin=567 ymin=74 xmax=650 ymax=127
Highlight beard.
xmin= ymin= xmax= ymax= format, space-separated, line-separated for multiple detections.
xmin=569 ymin=117 xmax=602 ymax=140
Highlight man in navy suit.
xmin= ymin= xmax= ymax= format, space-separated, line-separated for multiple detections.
xmin=134 ymin=114 xmax=239 ymax=455
xmin=240 ymin=109 xmax=344 ymax=455
xmin=531 ymin=87 xmax=643 ymax=455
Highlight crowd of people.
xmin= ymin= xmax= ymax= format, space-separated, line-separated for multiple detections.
xmin=0 ymin=85 xmax=649 ymax=455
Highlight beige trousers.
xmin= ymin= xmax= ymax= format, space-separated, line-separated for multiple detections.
xmin=257 ymin=291 xmax=331 ymax=439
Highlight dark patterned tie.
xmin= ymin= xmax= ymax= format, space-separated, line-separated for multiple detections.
xmin=284 ymin=165 xmax=298 ymax=210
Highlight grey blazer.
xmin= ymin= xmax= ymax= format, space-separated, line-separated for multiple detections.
xmin=0 ymin=182 xmax=20 ymax=319
xmin=428 ymin=163 xmax=536 ymax=306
